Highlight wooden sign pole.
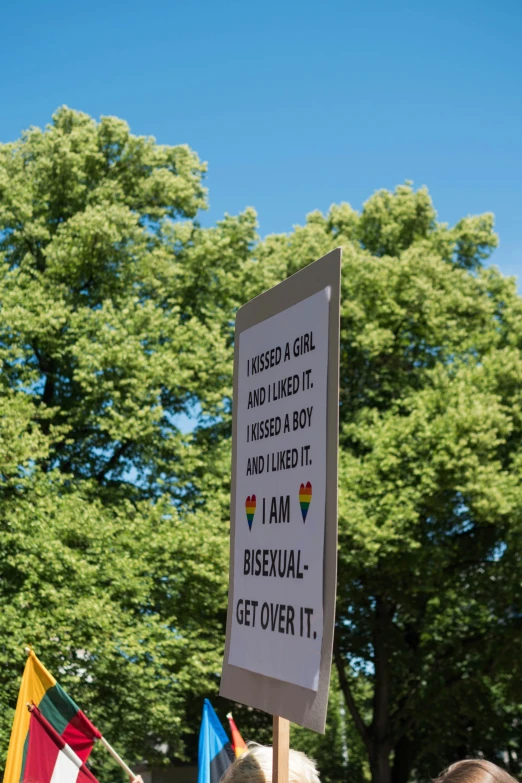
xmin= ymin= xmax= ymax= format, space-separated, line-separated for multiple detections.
xmin=272 ymin=715 xmax=290 ymax=783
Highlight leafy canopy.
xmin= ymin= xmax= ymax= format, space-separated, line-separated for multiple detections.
xmin=251 ymin=185 xmax=522 ymax=783
xmin=1 ymin=108 xmax=522 ymax=783
xmin=0 ymin=107 xmax=256 ymax=779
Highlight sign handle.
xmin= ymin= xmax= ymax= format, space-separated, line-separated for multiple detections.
xmin=272 ymin=715 xmax=290 ymax=783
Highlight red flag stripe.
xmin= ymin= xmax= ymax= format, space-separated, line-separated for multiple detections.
xmin=62 ymin=711 xmax=102 ymax=762
xmin=23 ymin=709 xmax=63 ymax=783
xmin=24 ymin=707 xmax=99 ymax=783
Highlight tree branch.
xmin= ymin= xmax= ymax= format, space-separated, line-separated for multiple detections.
xmin=372 ymin=595 xmax=393 ymax=747
xmin=333 ymin=631 xmax=371 ymax=752
xmin=95 ymin=442 xmax=131 ymax=482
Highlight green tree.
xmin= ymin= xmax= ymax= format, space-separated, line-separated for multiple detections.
xmin=0 ymin=107 xmax=256 ymax=779
xmin=252 ymin=185 xmax=522 ymax=783
xmin=3 ymin=107 xmax=522 ymax=783
xmin=291 ymin=676 xmax=370 ymax=783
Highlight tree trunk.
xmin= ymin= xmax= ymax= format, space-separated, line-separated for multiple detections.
xmin=369 ymin=596 xmax=393 ymax=783
xmin=391 ymin=735 xmax=415 ymax=783
xmin=369 ymin=744 xmax=393 ymax=783
xmin=334 ymin=594 xmax=396 ymax=783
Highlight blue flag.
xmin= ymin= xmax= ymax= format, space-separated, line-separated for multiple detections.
xmin=198 ymin=699 xmax=233 ymax=783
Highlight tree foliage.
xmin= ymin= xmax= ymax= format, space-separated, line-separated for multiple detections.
xmin=252 ymin=186 xmax=522 ymax=783
xmin=0 ymin=107 xmax=256 ymax=779
xmin=1 ymin=109 xmax=522 ymax=783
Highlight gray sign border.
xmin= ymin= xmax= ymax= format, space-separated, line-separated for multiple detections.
xmin=220 ymin=247 xmax=341 ymax=733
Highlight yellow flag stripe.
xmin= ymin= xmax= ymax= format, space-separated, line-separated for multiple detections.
xmin=4 ymin=649 xmax=57 ymax=783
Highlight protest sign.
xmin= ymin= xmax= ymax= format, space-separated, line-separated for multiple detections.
xmin=220 ymin=248 xmax=341 ymax=734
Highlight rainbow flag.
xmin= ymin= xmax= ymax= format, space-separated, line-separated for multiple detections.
xmin=226 ymin=713 xmax=247 ymax=757
xmin=4 ymin=649 xmax=101 ymax=783
xmin=22 ymin=706 xmax=99 ymax=783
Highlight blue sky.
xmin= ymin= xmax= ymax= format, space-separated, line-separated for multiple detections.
xmin=1 ymin=0 xmax=520 ymax=283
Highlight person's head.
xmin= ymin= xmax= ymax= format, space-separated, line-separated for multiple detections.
xmin=434 ymin=760 xmax=518 ymax=783
xmin=221 ymin=744 xmax=320 ymax=783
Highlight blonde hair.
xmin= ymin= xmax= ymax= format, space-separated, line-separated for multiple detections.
xmin=221 ymin=744 xmax=320 ymax=783
xmin=434 ymin=760 xmax=519 ymax=783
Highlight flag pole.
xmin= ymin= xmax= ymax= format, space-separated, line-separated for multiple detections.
xmin=99 ymin=736 xmax=136 ymax=779
xmin=23 ymin=648 xmax=136 ymax=779
xmin=272 ymin=716 xmax=289 ymax=783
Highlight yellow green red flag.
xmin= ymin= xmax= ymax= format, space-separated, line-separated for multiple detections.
xmin=4 ymin=648 xmax=101 ymax=783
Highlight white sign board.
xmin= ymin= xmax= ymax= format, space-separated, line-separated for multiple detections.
xmin=228 ymin=289 xmax=330 ymax=690
xmin=220 ymin=248 xmax=341 ymax=733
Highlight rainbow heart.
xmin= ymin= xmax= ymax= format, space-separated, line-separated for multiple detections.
xmin=245 ymin=495 xmax=256 ymax=531
xmin=299 ymin=482 xmax=312 ymax=522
